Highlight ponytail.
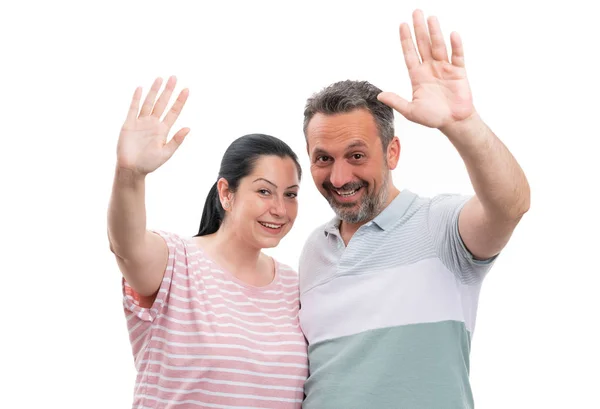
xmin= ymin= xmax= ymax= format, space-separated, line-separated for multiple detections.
xmin=196 ymin=181 xmax=224 ymax=236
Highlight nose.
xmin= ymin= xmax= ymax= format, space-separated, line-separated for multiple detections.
xmin=329 ymin=161 xmax=353 ymax=188
xmin=269 ymin=195 xmax=287 ymax=218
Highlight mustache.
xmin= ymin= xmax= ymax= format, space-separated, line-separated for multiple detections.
xmin=322 ymin=180 xmax=367 ymax=192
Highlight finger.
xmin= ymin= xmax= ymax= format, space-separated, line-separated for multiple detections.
xmin=400 ymin=23 xmax=420 ymax=71
xmin=126 ymin=87 xmax=142 ymax=123
xmin=450 ymin=31 xmax=465 ymax=68
xmin=162 ymin=88 xmax=189 ymax=129
xmin=427 ymin=16 xmax=449 ymax=62
xmin=377 ymin=92 xmax=411 ymax=120
xmin=152 ymin=75 xmax=177 ymax=118
xmin=412 ymin=9 xmax=432 ymax=62
xmin=164 ymin=127 xmax=190 ymax=159
xmin=139 ymin=77 xmax=163 ymax=117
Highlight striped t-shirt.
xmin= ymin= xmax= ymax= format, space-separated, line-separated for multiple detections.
xmin=299 ymin=189 xmax=497 ymax=409
xmin=122 ymin=230 xmax=308 ymax=409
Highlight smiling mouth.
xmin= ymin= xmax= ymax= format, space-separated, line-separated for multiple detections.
xmin=258 ymin=222 xmax=285 ymax=230
xmin=333 ymin=186 xmax=362 ymax=197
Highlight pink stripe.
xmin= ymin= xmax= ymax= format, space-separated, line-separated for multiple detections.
xmin=168 ymin=283 xmax=300 ymax=308
xmin=145 ymin=369 xmax=304 ymax=387
xmin=142 ymin=376 xmax=302 ymax=397
xmin=159 ymin=306 xmax=300 ymax=327
xmin=145 ymin=347 xmax=308 ymax=368
xmin=140 ymin=386 xmax=303 ymax=407
xmin=141 ymin=353 xmax=307 ymax=377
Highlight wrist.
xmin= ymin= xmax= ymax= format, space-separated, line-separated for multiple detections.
xmin=114 ymin=166 xmax=146 ymax=187
xmin=439 ymin=112 xmax=492 ymax=150
xmin=439 ymin=112 xmax=482 ymax=138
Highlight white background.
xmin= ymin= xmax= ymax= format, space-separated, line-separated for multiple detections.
xmin=1 ymin=0 xmax=599 ymax=408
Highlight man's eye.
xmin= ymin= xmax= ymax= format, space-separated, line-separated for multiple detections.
xmin=352 ymin=154 xmax=364 ymax=160
xmin=317 ymin=156 xmax=330 ymax=163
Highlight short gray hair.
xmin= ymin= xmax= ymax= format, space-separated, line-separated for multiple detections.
xmin=303 ymin=80 xmax=395 ymax=149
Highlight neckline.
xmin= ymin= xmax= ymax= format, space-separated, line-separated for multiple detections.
xmin=185 ymin=237 xmax=280 ymax=292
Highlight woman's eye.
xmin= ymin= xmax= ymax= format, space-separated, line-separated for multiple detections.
xmin=286 ymin=192 xmax=298 ymax=199
xmin=258 ymin=189 xmax=270 ymax=195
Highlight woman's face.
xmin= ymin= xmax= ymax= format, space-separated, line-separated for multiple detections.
xmin=222 ymin=155 xmax=300 ymax=249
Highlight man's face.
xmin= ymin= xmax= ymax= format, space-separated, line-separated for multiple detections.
xmin=306 ymin=109 xmax=399 ymax=224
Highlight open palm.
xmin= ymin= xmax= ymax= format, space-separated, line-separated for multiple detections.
xmin=117 ymin=76 xmax=190 ymax=175
xmin=378 ymin=10 xmax=475 ymax=130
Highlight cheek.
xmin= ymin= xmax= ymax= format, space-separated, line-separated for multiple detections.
xmin=286 ymin=202 xmax=299 ymax=222
xmin=354 ymin=164 xmax=375 ymax=181
xmin=310 ymin=166 xmax=328 ymax=187
xmin=250 ymin=198 xmax=270 ymax=217
xmin=234 ymin=197 xmax=264 ymax=223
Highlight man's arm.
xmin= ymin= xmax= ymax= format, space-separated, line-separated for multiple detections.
xmin=441 ymin=114 xmax=530 ymax=260
xmin=377 ymin=9 xmax=530 ymax=260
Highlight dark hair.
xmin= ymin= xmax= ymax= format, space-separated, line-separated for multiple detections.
xmin=303 ymin=80 xmax=395 ymax=149
xmin=195 ymin=133 xmax=302 ymax=237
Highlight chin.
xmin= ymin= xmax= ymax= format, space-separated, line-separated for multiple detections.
xmin=253 ymin=224 xmax=292 ymax=249
xmin=256 ymin=237 xmax=282 ymax=249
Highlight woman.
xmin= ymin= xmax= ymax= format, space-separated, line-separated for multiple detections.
xmin=108 ymin=76 xmax=308 ymax=408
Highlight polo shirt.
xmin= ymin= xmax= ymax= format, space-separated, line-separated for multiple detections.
xmin=299 ymin=189 xmax=497 ymax=409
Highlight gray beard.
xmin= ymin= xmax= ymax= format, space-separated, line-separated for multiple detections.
xmin=329 ymin=171 xmax=390 ymax=224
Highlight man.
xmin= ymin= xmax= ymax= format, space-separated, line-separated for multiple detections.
xmin=298 ymin=9 xmax=530 ymax=409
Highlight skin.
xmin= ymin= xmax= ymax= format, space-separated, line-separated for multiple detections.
xmin=307 ymin=109 xmax=400 ymax=245
xmin=307 ymin=9 xmax=530 ymax=258
xmin=108 ymin=76 xmax=300 ymax=299
xmin=195 ymin=155 xmax=300 ymax=287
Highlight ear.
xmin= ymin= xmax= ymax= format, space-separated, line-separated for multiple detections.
xmin=216 ymin=177 xmax=233 ymax=209
xmin=386 ymin=136 xmax=401 ymax=170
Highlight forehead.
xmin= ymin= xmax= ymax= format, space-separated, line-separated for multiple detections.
xmin=306 ymin=109 xmax=381 ymax=153
xmin=246 ymin=155 xmax=300 ymax=184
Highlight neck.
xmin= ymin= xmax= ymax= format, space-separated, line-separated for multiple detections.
xmin=201 ymin=222 xmax=270 ymax=286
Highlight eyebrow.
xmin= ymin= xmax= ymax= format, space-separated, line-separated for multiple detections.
xmin=312 ymin=148 xmax=330 ymax=158
xmin=252 ymin=178 xmax=299 ymax=189
xmin=346 ymin=141 xmax=368 ymax=150
xmin=311 ymin=140 xmax=369 ymax=157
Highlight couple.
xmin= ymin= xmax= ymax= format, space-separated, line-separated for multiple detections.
xmin=108 ymin=10 xmax=530 ymax=409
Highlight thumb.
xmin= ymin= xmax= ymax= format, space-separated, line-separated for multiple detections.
xmin=164 ymin=127 xmax=190 ymax=159
xmin=377 ymin=92 xmax=411 ymax=119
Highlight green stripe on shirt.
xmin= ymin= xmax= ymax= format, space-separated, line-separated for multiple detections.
xmin=303 ymin=320 xmax=473 ymax=409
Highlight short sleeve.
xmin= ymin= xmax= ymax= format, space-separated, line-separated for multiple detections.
xmin=426 ymin=194 xmax=498 ymax=285
xmin=122 ymin=230 xmax=186 ymax=322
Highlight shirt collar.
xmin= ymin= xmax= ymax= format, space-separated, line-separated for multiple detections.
xmin=323 ymin=189 xmax=417 ymax=236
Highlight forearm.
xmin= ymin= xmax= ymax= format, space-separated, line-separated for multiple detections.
xmin=107 ymin=167 xmax=149 ymax=260
xmin=441 ymin=114 xmax=530 ymax=221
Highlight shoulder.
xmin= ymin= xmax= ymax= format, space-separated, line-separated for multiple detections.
xmin=409 ymin=191 xmax=470 ymax=207
xmin=149 ymin=229 xmax=184 ymax=244
xmin=303 ymin=221 xmax=330 ymax=247
xmin=404 ymin=192 xmax=472 ymax=220
xmin=272 ymin=258 xmax=300 ymax=289
xmin=429 ymin=192 xmax=471 ymax=206
xmin=273 ymin=258 xmax=298 ymax=275
xmin=298 ymin=220 xmax=332 ymax=264
xmin=149 ymin=230 xmax=200 ymax=261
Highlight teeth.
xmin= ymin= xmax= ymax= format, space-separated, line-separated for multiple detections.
xmin=336 ymin=189 xmax=358 ymax=197
xmin=259 ymin=222 xmax=282 ymax=229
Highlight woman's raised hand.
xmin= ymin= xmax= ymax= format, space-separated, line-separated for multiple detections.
xmin=116 ymin=76 xmax=190 ymax=176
